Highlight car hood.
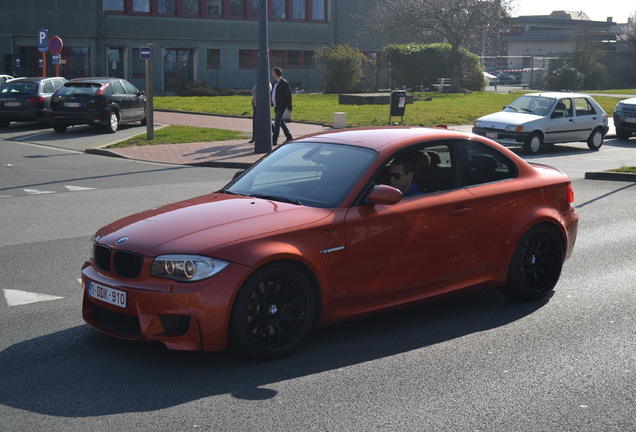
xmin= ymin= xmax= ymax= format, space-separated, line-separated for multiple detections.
xmin=96 ymin=193 xmax=334 ymax=256
xmin=477 ymin=111 xmax=543 ymax=127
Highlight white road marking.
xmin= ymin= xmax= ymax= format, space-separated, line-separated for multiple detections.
xmin=3 ymin=289 xmax=64 ymax=306
xmin=65 ymin=185 xmax=96 ymax=192
xmin=24 ymin=188 xmax=56 ymax=195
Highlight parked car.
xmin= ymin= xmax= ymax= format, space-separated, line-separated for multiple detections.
xmin=0 ymin=74 xmax=14 ymax=86
xmin=473 ymin=92 xmax=608 ymax=154
xmin=0 ymin=76 xmax=67 ymax=128
xmin=81 ymin=127 xmax=578 ymax=359
xmin=613 ymin=97 xmax=636 ymax=140
xmin=50 ymin=77 xmax=146 ymax=133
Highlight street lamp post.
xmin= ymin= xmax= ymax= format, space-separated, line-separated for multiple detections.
xmin=254 ymin=0 xmax=272 ymax=153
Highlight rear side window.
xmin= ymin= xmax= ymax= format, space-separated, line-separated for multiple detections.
xmin=122 ymin=80 xmax=139 ymax=95
xmin=459 ymin=140 xmax=517 ymax=186
xmin=574 ymin=98 xmax=597 ymax=116
xmin=57 ymin=83 xmax=101 ymax=96
xmin=110 ymin=80 xmax=125 ymax=95
xmin=43 ymin=82 xmax=55 ymax=93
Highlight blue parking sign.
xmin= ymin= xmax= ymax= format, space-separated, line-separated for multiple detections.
xmin=139 ymin=46 xmax=152 ymax=60
xmin=37 ymin=29 xmax=48 ymax=52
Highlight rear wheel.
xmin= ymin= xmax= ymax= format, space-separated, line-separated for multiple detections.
xmin=587 ymin=127 xmax=604 ymax=150
xmin=524 ymin=132 xmax=543 ymax=154
xmin=230 ymin=263 xmax=317 ymax=360
xmin=53 ymin=124 xmax=67 ymax=133
xmin=106 ymin=112 xmax=119 ymax=133
xmin=501 ymin=224 xmax=563 ymax=300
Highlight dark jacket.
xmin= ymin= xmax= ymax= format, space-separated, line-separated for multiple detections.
xmin=272 ymin=78 xmax=293 ymax=111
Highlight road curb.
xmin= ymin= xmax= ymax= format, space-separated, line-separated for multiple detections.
xmin=584 ymin=171 xmax=636 ymax=182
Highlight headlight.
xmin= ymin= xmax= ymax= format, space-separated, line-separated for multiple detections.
xmin=505 ymin=125 xmax=524 ymax=133
xmin=474 ymin=120 xmax=483 ymax=128
xmin=151 ymin=254 xmax=229 ymax=282
xmin=615 ymin=102 xmax=624 ymax=115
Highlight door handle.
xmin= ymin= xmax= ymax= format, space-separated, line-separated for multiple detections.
xmin=449 ymin=207 xmax=472 ymax=216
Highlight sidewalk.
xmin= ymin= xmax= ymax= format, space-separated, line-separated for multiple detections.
xmin=95 ymin=111 xmax=333 ymax=168
xmin=93 ymin=110 xmax=616 ymax=168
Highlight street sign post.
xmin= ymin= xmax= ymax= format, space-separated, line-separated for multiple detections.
xmin=37 ymin=29 xmax=48 ymax=77
xmin=48 ymin=36 xmax=63 ymax=76
xmin=141 ymin=45 xmax=154 ymax=140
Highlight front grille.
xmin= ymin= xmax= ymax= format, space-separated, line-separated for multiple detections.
xmin=623 ymin=105 xmax=636 ymax=117
xmin=94 ymin=244 xmax=144 ymax=279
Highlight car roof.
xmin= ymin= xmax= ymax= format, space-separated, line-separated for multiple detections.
xmin=294 ymin=126 xmax=476 ymax=152
xmin=5 ymin=76 xmax=65 ymax=83
xmin=67 ymin=77 xmax=123 ymax=84
xmin=523 ymin=92 xmax=591 ymax=99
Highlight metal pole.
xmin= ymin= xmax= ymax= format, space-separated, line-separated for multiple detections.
xmin=145 ymin=44 xmax=154 ymax=140
xmin=254 ymin=0 xmax=272 ymax=153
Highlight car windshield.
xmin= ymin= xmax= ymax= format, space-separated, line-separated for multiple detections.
xmin=56 ymin=83 xmax=102 ymax=96
xmin=504 ymin=95 xmax=555 ymax=116
xmin=223 ymin=141 xmax=376 ymax=208
xmin=0 ymin=82 xmax=38 ymax=95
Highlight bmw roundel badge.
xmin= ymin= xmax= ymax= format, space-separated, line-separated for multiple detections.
xmin=116 ymin=236 xmax=128 ymax=245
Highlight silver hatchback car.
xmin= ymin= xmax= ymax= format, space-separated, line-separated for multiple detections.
xmin=472 ymin=92 xmax=608 ymax=154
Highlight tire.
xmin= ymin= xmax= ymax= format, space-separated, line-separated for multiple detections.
xmin=615 ymin=127 xmax=630 ymax=140
xmin=53 ymin=124 xmax=67 ymax=133
xmin=106 ymin=112 xmax=119 ymax=133
xmin=586 ymin=127 xmax=604 ymax=150
xmin=501 ymin=224 xmax=564 ymax=301
xmin=0 ymin=120 xmax=10 ymax=128
xmin=230 ymin=263 xmax=317 ymax=360
xmin=524 ymin=132 xmax=543 ymax=154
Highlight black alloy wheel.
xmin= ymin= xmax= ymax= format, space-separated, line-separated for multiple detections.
xmin=502 ymin=224 xmax=563 ymax=300
xmin=231 ymin=263 xmax=317 ymax=360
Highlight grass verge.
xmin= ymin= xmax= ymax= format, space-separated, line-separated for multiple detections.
xmin=107 ymin=125 xmax=248 ymax=148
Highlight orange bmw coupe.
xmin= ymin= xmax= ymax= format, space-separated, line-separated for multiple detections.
xmin=82 ymin=127 xmax=578 ymax=359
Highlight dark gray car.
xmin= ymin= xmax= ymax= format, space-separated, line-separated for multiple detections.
xmin=50 ymin=77 xmax=146 ymax=133
xmin=0 ymin=76 xmax=67 ymax=128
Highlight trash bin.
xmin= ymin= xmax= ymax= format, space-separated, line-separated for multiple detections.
xmin=389 ymin=89 xmax=407 ymax=124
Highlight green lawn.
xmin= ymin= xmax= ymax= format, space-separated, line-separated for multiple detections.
xmin=112 ymin=90 xmax=630 ymax=147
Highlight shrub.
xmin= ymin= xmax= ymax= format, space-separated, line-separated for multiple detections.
xmin=553 ymin=66 xmax=584 ymax=90
xmin=316 ymin=44 xmax=366 ymax=93
xmin=178 ymin=80 xmax=219 ymax=96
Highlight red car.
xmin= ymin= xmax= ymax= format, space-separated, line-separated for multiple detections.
xmin=82 ymin=127 xmax=578 ymax=359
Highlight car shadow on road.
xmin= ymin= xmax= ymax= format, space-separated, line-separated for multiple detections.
xmin=0 ymin=288 xmax=549 ymax=417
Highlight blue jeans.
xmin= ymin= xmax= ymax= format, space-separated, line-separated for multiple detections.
xmin=272 ymin=107 xmax=292 ymax=144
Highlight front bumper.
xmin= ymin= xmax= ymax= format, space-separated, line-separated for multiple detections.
xmin=51 ymin=110 xmax=110 ymax=127
xmin=613 ymin=114 xmax=636 ymax=133
xmin=81 ymin=260 xmax=252 ymax=352
xmin=472 ymin=127 xmax=530 ymax=145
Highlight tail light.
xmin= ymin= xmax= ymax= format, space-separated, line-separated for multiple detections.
xmin=567 ymin=184 xmax=574 ymax=204
xmin=96 ymin=85 xmax=107 ymax=96
xmin=27 ymin=96 xmax=44 ymax=104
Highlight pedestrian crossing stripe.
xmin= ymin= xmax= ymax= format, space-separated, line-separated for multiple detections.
xmin=3 ymin=289 xmax=64 ymax=306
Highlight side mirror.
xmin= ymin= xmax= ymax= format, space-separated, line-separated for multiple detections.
xmin=551 ymin=111 xmax=564 ymax=119
xmin=367 ymin=184 xmax=403 ymax=205
xmin=232 ymin=169 xmax=246 ymax=180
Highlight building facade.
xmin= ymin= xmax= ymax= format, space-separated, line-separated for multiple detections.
xmin=0 ymin=0 xmax=382 ymax=95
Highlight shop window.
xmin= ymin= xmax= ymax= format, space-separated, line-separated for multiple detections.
xmin=132 ymin=0 xmax=150 ymax=12
xmin=206 ymin=0 xmax=222 ymax=16
xmin=272 ymin=0 xmax=286 ymax=19
xmin=158 ymin=0 xmax=175 ymax=14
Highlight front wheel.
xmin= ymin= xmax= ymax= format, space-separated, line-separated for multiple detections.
xmin=524 ymin=132 xmax=543 ymax=154
xmin=230 ymin=263 xmax=317 ymax=360
xmin=615 ymin=127 xmax=631 ymax=140
xmin=501 ymin=224 xmax=564 ymax=301
xmin=587 ymin=127 xmax=604 ymax=150
xmin=53 ymin=124 xmax=67 ymax=133
xmin=106 ymin=112 xmax=119 ymax=133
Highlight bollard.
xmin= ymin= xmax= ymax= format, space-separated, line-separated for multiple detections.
xmin=333 ymin=112 xmax=347 ymax=129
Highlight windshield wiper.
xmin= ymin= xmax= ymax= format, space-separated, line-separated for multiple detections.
xmin=520 ymin=108 xmax=535 ymax=114
xmin=217 ymin=189 xmax=242 ymax=196
xmin=249 ymin=193 xmax=303 ymax=205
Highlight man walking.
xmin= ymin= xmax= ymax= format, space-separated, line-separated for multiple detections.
xmin=271 ymin=67 xmax=293 ymax=145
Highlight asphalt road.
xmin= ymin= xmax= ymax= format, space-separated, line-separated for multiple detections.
xmin=0 ymin=130 xmax=634 ymax=431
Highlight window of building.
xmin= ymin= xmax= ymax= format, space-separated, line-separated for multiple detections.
xmin=272 ymin=0 xmax=286 ymax=19
xmin=64 ymin=47 xmax=91 ymax=77
xmin=292 ymin=0 xmax=305 ymax=20
xmin=206 ymin=0 xmax=222 ymax=16
xmin=229 ymin=0 xmax=244 ymax=17
xmin=181 ymin=0 xmax=200 ymax=15
xmin=158 ymin=0 xmax=175 ymax=14
xmin=132 ymin=0 xmax=150 ymax=12
xmin=239 ymin=49 xmax=257 ymax=68
xmin=132 ymin=48 xmax=146 ymax=77
xmin=207 ymin=49 xmax=221 ymax=69
xmin=104 ymin=0 xmax=124 ymax=11
xmin=311 ymin=0 xmax=325 ymax=20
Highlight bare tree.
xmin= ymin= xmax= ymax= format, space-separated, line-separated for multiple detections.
xmin=359 ymin=0 xmax=515 ymax=91
xmin=618 ymin=13 xmax=636 ymax=53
